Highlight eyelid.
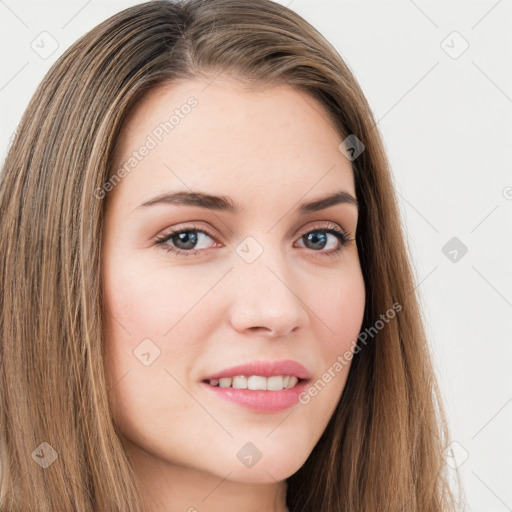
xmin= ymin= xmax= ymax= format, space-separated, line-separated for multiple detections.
xmin=155 ymin=220 xmax=351 ymax=241
xmin=298 ymin=220 xmax=352 ymax=238
xmin=153 ymin=222 xmax=221 ymax=248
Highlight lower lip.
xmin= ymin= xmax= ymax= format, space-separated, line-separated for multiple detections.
xmin=200 ymin=379 xmax=310 ymax=413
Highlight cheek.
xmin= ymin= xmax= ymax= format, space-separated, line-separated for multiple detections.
xmin=290 ymin=264 xmax=365 ymax=418
xmin=101 ymin=251 xmax=203 ymax=402
xmin=101 ymin=255 xmax=209 ymax=450
xmin=101 ymin=248 xmax=226 ymax=391
xmin=313 ymin=264 xmax=366 ymax=355
xmin=102 ymin=249 xmax=217 ymax=341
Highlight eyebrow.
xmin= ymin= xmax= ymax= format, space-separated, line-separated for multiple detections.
xmin=135 ymin=189 xmax=358 ymax=215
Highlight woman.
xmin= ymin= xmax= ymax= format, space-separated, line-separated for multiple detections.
xmin=0 ymin=0 xmax=463 ymax=510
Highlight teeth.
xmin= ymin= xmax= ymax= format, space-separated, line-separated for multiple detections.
xmin=248 ymin=376 xmax=266 ymax=390
xmin=208 ymin=375 xmax=300 ymax=390
xmin=232 ymin=376 xmax=248 ymax=389
xmin=219 ymin=378 xmax=231 ymax=388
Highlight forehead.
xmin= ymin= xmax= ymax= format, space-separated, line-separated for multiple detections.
xmin=109 ymin=77 xmax=356 ymax=213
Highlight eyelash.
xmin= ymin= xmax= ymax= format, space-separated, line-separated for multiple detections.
xmin=153 ymin=222 xmax=354 ymax=259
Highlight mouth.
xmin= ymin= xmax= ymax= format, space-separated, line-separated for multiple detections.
xmin=201 ymin=375 xmax=308 ymax=391
xmin=199 ymin=376 xmax=311 ymax=413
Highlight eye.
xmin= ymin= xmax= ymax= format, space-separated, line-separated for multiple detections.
xmin=294 ymin=222 xmax=353 ymax=259
xmin=154 ymin=222 xmax=353 ymax=258
xmin=154 ymin=224 xmax=218 ymax=256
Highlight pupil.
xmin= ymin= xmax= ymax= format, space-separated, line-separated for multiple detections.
xmin=174 ymin=231 xmax=198 ymax=250
xmin=306 ymin=232 xmax=327 ymax=250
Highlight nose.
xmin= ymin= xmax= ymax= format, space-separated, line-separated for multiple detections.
xmin=227 ymin=250 xmax=309 ymax=338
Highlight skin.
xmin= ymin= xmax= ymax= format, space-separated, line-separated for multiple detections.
xmin=101 ymin=75 xmax=366 ymax=512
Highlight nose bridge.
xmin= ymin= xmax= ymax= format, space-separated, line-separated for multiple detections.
xmin=227 ymin=239 xmax=308 ymax=336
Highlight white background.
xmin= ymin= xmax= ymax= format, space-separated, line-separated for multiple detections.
xmin=1 ymin=1 xmax=511 ymax=510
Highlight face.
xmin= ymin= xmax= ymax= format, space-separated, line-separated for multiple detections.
xmin=101 ymin=76 xmax=365 ymax=487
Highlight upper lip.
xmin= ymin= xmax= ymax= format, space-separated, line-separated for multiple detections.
xmin=201 ymin=359 xmax=312 ymax=381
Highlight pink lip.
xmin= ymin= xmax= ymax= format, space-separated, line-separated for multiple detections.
xmin=200 ymin=379 xmax=310 ymax=413
xmin=201 ymin=359 xmax=312 ymax=381
xmin=200 ymin=359 xmax=312 ymax=413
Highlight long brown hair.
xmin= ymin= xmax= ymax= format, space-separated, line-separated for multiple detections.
xmin=0 ymin=0 xmax=464 ymax=510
